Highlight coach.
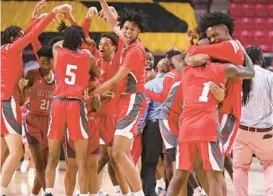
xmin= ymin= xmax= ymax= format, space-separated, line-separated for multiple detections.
xmin=233 ymin=46 xmax=273 ymax=196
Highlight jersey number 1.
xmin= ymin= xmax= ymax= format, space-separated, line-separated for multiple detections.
xmin=199 ymin=82 xmax=210 ymax=102
xmin=65 ymin=64 xmax=78 ymax=85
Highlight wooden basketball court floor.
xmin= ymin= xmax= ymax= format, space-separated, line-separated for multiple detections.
xmin=3 ymin=158 xmax=265 ymax=196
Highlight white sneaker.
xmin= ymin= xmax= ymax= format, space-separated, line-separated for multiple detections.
xmin=98 ymin=189 xmax=109 ymax=196
xmin=20 ymin=160 xmax=30 ymax=173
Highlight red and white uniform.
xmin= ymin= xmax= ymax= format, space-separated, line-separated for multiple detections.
xmin=0 ymin=12 xmax=56 ymax=135
xmin=24 ymin=69 xmax=55 ymax=149
xmin=177 ymin=63 xmax=226 ymax=171
xmin=115 ymin=39 xmax=146 ymax=139
xmin=48 ymin=48 xmax=90 ymax=141
xmin=188 ymin=40 xmax=244 ymax=155
xmin=146 ymin=69 xmax=180 ymax=103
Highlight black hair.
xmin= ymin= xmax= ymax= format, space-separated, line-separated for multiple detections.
xmin=246 ymin=46 xmax=265 ymax=68
xmin=57 ymin=20 xmax=85 ymax=51
xmin=1 ymin=25 xmax=23 ymax=45
xmin=165 ymin=49 xmax=182 ymax=59
xmin=37 ymin=45 xmax=53 ymax=59
xmin=198 ymin=12 xmax=235 ymax=37
xmin=48 ymin=36 xmax=63 ymax=47
xmin=117 ymin=7 xmax=148 ymax=32
xmin=100 ymin=33 xmax=118 ymax=47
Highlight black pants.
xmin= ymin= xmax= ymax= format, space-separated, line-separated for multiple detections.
xmin=141 ymin=120 xmax=163 ymax=196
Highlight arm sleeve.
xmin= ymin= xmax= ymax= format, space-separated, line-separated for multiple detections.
xmin=145 ymin=76 xmax=173 ymax=103
xmin=187 ymin=41 xmax=244 ymax=65
xmin=10 ymin=12 xmax=56 ymax=52
xmin=24 ymin=18 xmax=40 ymax=35
xmin=122 ymin=47 xmax=144 ymax=71
xmin=82 ymin=18 xmax=91 ymax=39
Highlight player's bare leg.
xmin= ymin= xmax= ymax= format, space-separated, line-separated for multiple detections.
xmin=0 ymin=136 xmax=9 ymax=169
xmin=166 ymin=169 xmax=190 ymax=196
xmin=224 ymin=155 xmax=233 ymax=180
xmin=1 ymin=134 xmax=24 ymax=188
xmin=29 ymin=144 xmax=48 ymax=191
xmin=107 ymin=146 xmax=130 ymax=194
xmin=193 ymin=156 xmax=209 ymax=194
xmin=207 ymin=170 xmax=225 ymax=196
xmin=87 ymin=156 xmax=99 ymax=194
xmin=98 ymin=144 xmax=109 ymax=173
xmin=64 ymin=158 xmax=78 ymax=196
xmin=73 ymin=139 xmax=89 ymax=194
xmin=45 ymin=138 xmax=62 ymax=194
xmin=112 ymin=135 xmax=143 ymax=193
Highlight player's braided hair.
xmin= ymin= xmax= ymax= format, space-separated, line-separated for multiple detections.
xmin=1 ymin=25 xmax=23 ymax=45
xmin=57 ymin=20 xmax=85 ymax=51
xmin=198 ymin=12 xmax=235 ymax=37
xmin=117 ymin=7 xmax=148 ymax=32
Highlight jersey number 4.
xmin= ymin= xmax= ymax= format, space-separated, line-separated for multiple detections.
xmin=199 ymin=82 xmax=210 ymax=102
xmin=65 ymin=64 xmax=78 ymax=85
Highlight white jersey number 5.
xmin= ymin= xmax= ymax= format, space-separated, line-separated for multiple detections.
xmin=65 ymin=64 xmax=77 ymax=85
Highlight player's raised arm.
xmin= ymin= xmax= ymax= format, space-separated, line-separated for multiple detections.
xmin=52 ymin=40 xmax=63 ymax=69
xmin=88 ymin=53 xmax=101 ymax=78
xmin=98 ymin=0 xmax=123 ymax=38
xmin=225 ymin=52 xmax=255 ymax=79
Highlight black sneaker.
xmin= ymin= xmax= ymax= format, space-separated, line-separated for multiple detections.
xmin=44 ymin=193 xmax=53 ymax=196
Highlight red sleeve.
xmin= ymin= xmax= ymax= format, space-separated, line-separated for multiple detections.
xmin=211 ymin=63 xmax=226 ymax=84
xmin=145 ymin=76 xmax=173 ymax=103
xmin=10 ymin=12 xmax=56 ymax=53
xmin=82 ymin=18 xmax=91 ymax=39
xmin=187 ymin=41 xmax=244 ymax=65
xmin=122 ymin=47 xmax=144 ymax=71
xmin=24 ymin=18 xmax=40 ymax=35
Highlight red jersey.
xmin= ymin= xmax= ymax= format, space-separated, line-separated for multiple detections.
xmin=96 ymin=40 xmax=123 ymax=116
xmin=1 ymin=12 xmax=56 ymax=101
xmin=187 ymin=40 xmax=244 ymax=120
xmin=117 ymin=39 xmax=146 ymax=94
xmin=54 ymin=48 xmax=90 ymax=98
xmin=179 ymin=63 xmax=226 ymax=142
xmin=27 ymin=69 xmax=55 ymax=115
xmin=146 ymin=69 xmax=180 ymax=103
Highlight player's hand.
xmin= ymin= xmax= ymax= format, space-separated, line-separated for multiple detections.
xmin=186 ymin=30 xmax=197 ymax=45
xmin=18 ymin=78 xmax=29 ymax=90
xmin=85 ymin=38 xmax=97 ymax=48
xmin=197 ymin=38 xmax=210 ymax=46
xmin=209 ymin=82 xmax=225 ymax=102
xmin=52 ymin=4 xmax=72 ymax=15
xmin=32 ymin=0 xmax=47 ymax=18
xmin=101 ymin=91 xmax=114 ymax=100
xmin=91 ymin=95 xmax=101 ymax=112
xmin=83 ymin=88 xmax=91 ymax=101
xmin=98 ymin=6 xmax=118 ymax=20
xmin=86 ymin=7 xmax=98 ymax=19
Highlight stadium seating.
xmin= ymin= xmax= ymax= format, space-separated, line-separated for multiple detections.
xmin=230 ymin=0 xmax=273 ymax=52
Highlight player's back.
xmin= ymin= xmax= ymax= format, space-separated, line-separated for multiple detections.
xmin=54 ymin=48 xmax=90 ymax=98
xmin=180 ymin=62 xmax=226 ymax=142
xmin=28 ymin=69 xmax=55 ymax=115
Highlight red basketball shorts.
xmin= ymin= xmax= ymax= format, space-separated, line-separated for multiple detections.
xmin=64 ymin=115 xmax=100 ymax=158
xmin=115 ymin=93 xmax=146 ymax=139
xmin=48 ymin=98 xmax=89 ymax=141
xmin=220 ymin=113 xmax=240 ymax=155
xmin=1 ymin=97 xmax=22 ymax=135
xmin=24 ymin=112 xmax=49 ymax=149
xmin=93 ymin=114 xmax=115 ymax=146
xmin=176 ymin=140 xmax=224 ymax=172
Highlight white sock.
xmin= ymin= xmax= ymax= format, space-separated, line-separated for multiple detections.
xmin=0 ymin=186 xmax=7 ymax=195
xmin=114 ymin=185 xmax=121 ymax=193
xmin=79 ymin=194 xmax=89 ymax=196
xmin=156 ymin=178 xmax=166 ymax=189
xmin=45 ymin=188 xmax=54 ymax=194
xmin=30 ymin=193 xmax=38 ymax=196
xmin=133 ymin=190 xmax=144 ymax=196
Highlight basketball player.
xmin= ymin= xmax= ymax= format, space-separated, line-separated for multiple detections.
xmin=18 ymin=46 xmax=55 ymax=195
xmin=0 ymin=4 xmax=71 ymax=195
xmin=167 ymin=51 xmax=254 ymax=196
xmin=94 ymin=1 xmax=148 ymax=195
xmin=44 ymin=22 xmax=100 ymax=196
